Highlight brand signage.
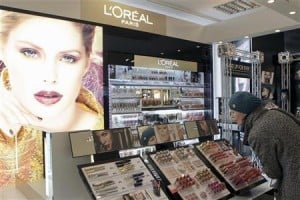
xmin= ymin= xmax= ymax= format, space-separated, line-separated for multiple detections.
xmin=104 ymin=4 xmax=153 ymax=26
xmin=226 ymin=60 xmax=251 ymax=77
xmin=134 ymin=55 xmax=198 ymax=71
xmin=81 ymin=0 xmax=166 ymax=35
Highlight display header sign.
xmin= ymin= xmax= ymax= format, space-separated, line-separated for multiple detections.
xmin=226 ymin=60 xmax=251 ymax=78
xmin=134 ymin=55 xmax=198 ymax=72
xmin=81 ymin=0 xmax=166 ymax=35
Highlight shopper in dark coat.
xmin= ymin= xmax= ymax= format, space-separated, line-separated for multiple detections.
xmin=228 ymin=91 xmax=300 ymax=200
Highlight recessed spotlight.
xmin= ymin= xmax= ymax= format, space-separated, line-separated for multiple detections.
xmin=177 ymin=49 xmax=181 ymax=52
xmin=244 ymin=35 xmax=249 ymax=39
xmin=289 ymin=11 xmax=296 ymax=15
xmin=267 ymin=0 xmax=275 ymax=3
xmin=160 ymin=52 xmax=164 ymax=55
xmin=275 ymin=29 xmax=280 ymax=32
xmin=218 ymin=41 xmax=223 ymax=44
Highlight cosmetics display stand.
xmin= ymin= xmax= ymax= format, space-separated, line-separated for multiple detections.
xmin=78 ymin=156 xmax=168 ymax=200
xmin=108 ymin=65 xmax=211 ymax=133
xmin=195 ymin=140 xmax=265 ymax=193
xmin=148 ymin=147 xmax=232 ymax=200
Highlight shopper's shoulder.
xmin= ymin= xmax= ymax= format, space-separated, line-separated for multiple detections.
xmin=252 ymin=109 xmax=279 ymax=129
xmin=263 ymin=108 xmax=286 ymax=119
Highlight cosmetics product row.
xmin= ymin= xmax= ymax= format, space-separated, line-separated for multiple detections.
xmin=79 ymin=157 xmax=169 ymax=200
xmin=111 ymin=87 xmax=206 ymax=113
xmin=109 ymin=65 xmax=205 ymax=85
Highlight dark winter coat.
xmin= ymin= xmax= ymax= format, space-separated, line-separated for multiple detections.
xmin=243 ymin=106 xmax=300 ymax=200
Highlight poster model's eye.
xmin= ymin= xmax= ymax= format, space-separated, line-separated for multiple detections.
xmin=20 ymin=48 xmax=38 ymax=58
xmin=60 ymin=55 xmax=78 ymax=63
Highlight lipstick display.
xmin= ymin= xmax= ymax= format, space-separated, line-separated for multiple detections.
xmin=149 ymin=147 xmax=231 ymax=200
xmin=196 ymin=140 xmax=265 ymax=192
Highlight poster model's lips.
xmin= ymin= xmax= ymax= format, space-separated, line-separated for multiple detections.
xmin=34 ymin=91 xmax=63 ymax=105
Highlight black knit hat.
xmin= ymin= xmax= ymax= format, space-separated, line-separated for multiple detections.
xmin=140 ymin=127 xmax=155 ymax=145
xmin=229 ymin=92 xmax=262 ymax=114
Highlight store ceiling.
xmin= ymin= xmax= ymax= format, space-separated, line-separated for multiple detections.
xmin=112 ymin=0 xmax=300 ymax=42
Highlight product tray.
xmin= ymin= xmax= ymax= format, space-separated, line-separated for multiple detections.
xmin=78 ymin=156 xmax=169 ymax=200
xmin=148 ymin=147 xmax=232 ymax=200
xmin=194 ymin=140 xmax=266 ymax=194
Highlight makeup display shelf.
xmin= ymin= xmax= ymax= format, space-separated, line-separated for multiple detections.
xmin=148 ymin=147 xmax=232 ymax=200
xmin=195 ymin=140 xmax=266 ymax=193
xmin=108 ymin=65 xmax=212 ymax=133
xmin=78 ymin=156 xmax=169 ymax=200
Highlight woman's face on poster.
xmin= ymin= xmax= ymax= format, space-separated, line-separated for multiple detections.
xmin=156 ymin=124 xmax=170 ymax=142
xmin=1 ymin=17 xmax=88 ymax=119
xmin=199 ymin=121 xmax=209 ymax=134
xmin=96 ymin=131 xmax=113 ymax=150
xmin=263 ymin=71 xmax=272 ymax=83
xmin=262 ymin=87 xmax=270 ymax=98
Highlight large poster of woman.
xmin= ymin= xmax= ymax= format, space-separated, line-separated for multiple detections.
xmin=0 ymin=9 xmax=104 ymax=187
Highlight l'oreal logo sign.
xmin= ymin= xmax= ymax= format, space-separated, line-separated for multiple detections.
xmin=158 ymin=59 xmax=179 ymax=69
xmin=104 ymin=4 xmax=154 ymax=28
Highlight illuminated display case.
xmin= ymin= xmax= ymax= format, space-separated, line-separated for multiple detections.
xmin=108 ymin=64 xmax=212 ymax=138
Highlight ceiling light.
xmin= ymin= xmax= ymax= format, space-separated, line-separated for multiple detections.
xmin=196 ymin=45 xmax=201 ymax=48
xmin=289 ymin=11 xmax=296 ymax=15
xmin=214 ymin=0 xmax=260 ymax=15
xmin=244 ymin=35 xmax=249 ymax=38
xmin=275 ymin=29 xmax=280 ymax=32
xmin=267 ymin=0 xmax=275 ymax=4
xmin=177 ymin=49 xmax=181 ymax=52
xmin=160 ymin=52 xmax=164 ymax=55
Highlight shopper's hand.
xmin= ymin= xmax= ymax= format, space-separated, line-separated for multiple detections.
xmin=0 ymin=78 xmax=41 ymax=138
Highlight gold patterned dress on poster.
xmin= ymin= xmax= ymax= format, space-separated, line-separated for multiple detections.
xmin=0 ymin=85 xmax=104 ymax=188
